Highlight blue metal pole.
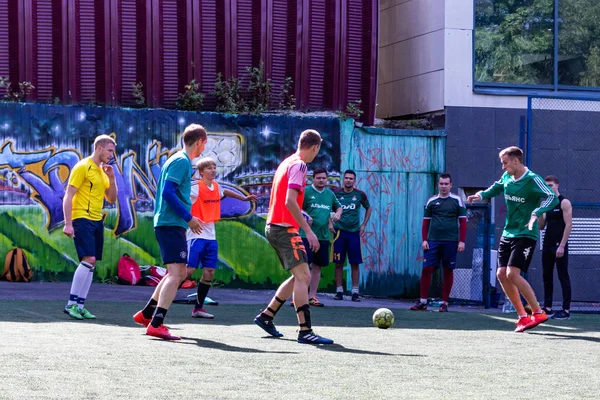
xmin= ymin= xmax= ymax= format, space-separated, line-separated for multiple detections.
xmin=526 ymin=96 xmax=533 ymax=167
xmin=482 ymin=205 xmax=491 ymax=309
xmin=554 ymin=0 xmax=559 ymax=91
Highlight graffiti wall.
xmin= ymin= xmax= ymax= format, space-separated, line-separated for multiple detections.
xmin=0 ymin=103 xmax=446 ymax=296
xmin=0 ymin=103 xmax=343 ymax=288
xmin=341 ymin=127 xmax=446 ymax=297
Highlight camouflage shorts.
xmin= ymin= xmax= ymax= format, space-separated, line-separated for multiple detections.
xmin=265 ymin=224 xmax=308 ymax=271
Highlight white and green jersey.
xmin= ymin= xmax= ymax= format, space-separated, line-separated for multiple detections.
xmin=478 ymin=168 xmax=558 ymax=240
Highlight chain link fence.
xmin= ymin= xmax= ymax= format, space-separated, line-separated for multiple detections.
xmin=527 ymin=96 xmax=600 ymax=313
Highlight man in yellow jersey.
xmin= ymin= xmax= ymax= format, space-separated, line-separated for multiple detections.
xmin=62 ymin=135 xmax=117 ymax=320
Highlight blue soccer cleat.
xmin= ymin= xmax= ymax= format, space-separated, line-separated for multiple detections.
xmin=254 ymin=313 xmax=284 ymax=337
xmin=297 ymin=330 xmax=334 ymax=345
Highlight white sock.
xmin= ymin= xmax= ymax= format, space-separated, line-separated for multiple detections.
xmin=67 ymin=263 xmax=92 ymax=306
xmin=336 ymin=286 xmax=343 ymax=293
xmin=77 ymin=267 xmax=94 ymax=309
xmin=420 ymin=298 xmax=427 ymax=304
xmin=352 ymin=286 xmax=359 ymax=294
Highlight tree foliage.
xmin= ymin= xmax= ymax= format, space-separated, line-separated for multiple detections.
xmin=475 ymin=0 xmax=600 ymax=87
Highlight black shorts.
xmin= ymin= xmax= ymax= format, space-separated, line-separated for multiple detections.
xmin=73 ymin=218 xmax=104 ymax=261
xmin=497 ymin=236 xmax=537 ymax=272
xmin=301 ymin=238 xmax=331 ymax=267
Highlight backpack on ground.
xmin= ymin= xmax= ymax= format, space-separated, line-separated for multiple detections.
xmin=2 ymin=248 xmax=33 ymax=282
xmin=141 ymin=275 xmax=161 ymax=286
xmin=139 ymin=265 xmax=168 ymax=286
xmin=117 ymin=253 xmax=141 ymax=285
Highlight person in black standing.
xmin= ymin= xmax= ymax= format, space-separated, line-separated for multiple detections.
xmin=538 ymin=175 xmax=573 ymax=320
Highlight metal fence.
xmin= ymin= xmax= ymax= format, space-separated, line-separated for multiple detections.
xmin=526 ymin=95 xmax=600 ymax=313
xmin=429 ymin=204 xmax=494 ymax=308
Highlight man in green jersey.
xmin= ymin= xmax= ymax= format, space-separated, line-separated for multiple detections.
xmin=300 ymin=168 xmax=342 ymax=307
xmin=468 ymin=146 xmax=558 ymax=333
xmin=411 ymin=173 xmax=467 ymax=313
xmin=333 ymin=170 xmax=372 ymax=302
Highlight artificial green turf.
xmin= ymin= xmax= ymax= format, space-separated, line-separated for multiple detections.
xmin=1 ymin=301 xmax=599 ymax=400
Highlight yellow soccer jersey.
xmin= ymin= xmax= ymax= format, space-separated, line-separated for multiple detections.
xmin=68 ymin=157 xmax=110 ymax=221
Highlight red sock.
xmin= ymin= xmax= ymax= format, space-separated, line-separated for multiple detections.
xmin=420 ymin=267 xmax=435 ymax=299
xmin=442 ymin=268 xmax=454 ymax=302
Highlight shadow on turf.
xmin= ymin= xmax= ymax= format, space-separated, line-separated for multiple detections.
xmin=177 ymin=336 xmax=298 ymax=354
xmin=314 ymin=343 xmax=424 ymax=357
xmin=262 ymin=337 xmax=424 ymax=357
xmin=4 ymin=301 xmax=599 ymax=336
xmin=527 ymin=332 xmax=600 ymax=343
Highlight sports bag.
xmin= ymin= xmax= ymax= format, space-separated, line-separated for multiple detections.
xmin=2 ymin=248 xmax=33 ymax=282
xmin=117 ymin=253 xmax=141 ymax=285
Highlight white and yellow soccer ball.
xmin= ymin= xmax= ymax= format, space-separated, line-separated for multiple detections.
xmin=372 ymin=308 xmax=394 ymax=329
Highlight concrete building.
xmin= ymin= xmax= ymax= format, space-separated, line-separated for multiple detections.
xmin=378 ymin=0 xmax=600 ymax=307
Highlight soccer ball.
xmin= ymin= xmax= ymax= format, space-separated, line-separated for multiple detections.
xmin=372 ymin=308 xmax=394 ymax=329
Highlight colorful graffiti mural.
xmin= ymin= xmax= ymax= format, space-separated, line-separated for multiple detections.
xmin=341 ymin=128 xmax=446 ymax=297
xmin=0 ymin=103 xmax=342 ymax=288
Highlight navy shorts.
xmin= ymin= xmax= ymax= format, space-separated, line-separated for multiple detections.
xmin=187 ymin=238 xmax=218 ymax=269
xmin=423 ymin=241 xmax=458 ymax=269
xmin=154 ymin=226 xmax=188 ymax=264
xmin=301 ymin=238 xmax=331 ymax=267
xmin=73 ymin=218 xmax=104 ymax=261
xmin=333 ymin=229 xmax=363 ymax=265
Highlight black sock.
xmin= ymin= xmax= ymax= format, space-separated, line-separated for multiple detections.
xmin=151 ymin=307 xmax=168 ymax=328
xmin=141 ymin=298 xmax=158 ymax=319
xmin=195 ymin=281 xmax=211 ymax=310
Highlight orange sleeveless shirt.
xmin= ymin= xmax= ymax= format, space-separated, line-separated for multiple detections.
xmin=191 ymin=180 xmax=221 ymax=223
xmin=266 ymin=154 xmax=306 ymax=228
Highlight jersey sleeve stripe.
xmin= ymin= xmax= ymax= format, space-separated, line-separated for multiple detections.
xmin=532 ymin=176 xmax=555 ymax=213
xmin=355 ymin=189 xmax=369 ymax=199
xmin=425 ymin=195 xmax=439 ymax=207
xmin=449 ymin=193 xmax=465 ymax=207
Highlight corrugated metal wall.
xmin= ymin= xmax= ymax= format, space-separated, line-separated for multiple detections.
xmin=0 ymin=0 xmax=378 ymax=124
xmin=340 ymin=127 xmax=447 ymax=297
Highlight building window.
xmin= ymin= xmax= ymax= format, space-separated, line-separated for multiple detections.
xmin=474 ymin=0 xmax=600 ymax=90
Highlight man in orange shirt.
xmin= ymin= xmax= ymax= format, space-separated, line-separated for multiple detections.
xmin=185 ymin=157 xmax=256 ymax=319
xmin=253 ymin=129 xmax=334 ymax=344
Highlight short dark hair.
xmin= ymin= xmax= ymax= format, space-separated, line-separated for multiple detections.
xmin=182 ymin=124 xmax=208 ymax=147
xmin=313 ymin=167 xmax=327 ymax=177
xmin=344 ymin=170 xmax=356 ymax=178
xmin=298 ymin=129 xmax=322 ymax=149
xmin=499 ymin=146 xmax=523 ymax=163
xmin=439 ymin=173 xmax=452 ymax=182
xmin=545 ymin=175 xmax=560 ymax=184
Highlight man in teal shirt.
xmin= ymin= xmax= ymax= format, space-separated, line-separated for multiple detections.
xmin=333 ymin=170 xmax=372 ymax=302
xmin=134 ymin=124 xmax=207 ymax=340
xmin=300 ymin=168 xmax=342 ymax=307
xmin=468 ymin=146 xmax=558 ymax=333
